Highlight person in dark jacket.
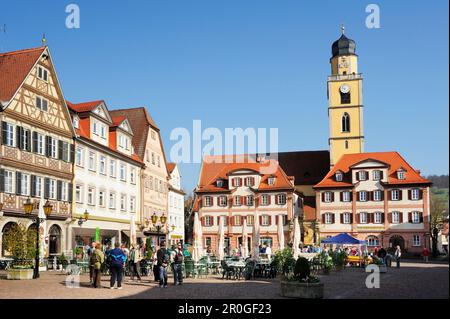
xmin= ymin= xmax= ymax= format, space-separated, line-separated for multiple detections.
xmin=377 ymin=247 xmax=387 ymax=265
xmin=172 ymin=242 xmax=184 ymax=286
xmin=156 ymin=241 xmax=169 ymax=288
xmin=109 ymin=241 xmax=127 ymax=289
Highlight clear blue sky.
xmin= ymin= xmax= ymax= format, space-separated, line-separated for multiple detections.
xmin=2 ymin=0 xmax=449 ymax=194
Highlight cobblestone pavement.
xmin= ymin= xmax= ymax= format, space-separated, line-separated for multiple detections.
xmin=0 ymin=260 xmax=447 ymax=299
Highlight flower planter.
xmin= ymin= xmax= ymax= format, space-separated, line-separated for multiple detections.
xmin=7 ymin=268 xmax=34 ymax=280
xmin=280 ymin=280 xmax=324 ymax=299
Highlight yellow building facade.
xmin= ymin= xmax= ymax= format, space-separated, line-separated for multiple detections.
xmin=328 ymin=29 xmax=364 ymax=167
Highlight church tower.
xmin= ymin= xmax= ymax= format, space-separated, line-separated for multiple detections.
xmin=328 ymin=26 xmax=364 ymax=167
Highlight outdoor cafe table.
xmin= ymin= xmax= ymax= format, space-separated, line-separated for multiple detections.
xmin=226 ymin=261 xmax=246 ymax=280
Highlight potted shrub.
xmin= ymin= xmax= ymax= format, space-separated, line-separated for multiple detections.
xmin=57 ymin=253 xmax=69 ymax=270
xmin=280 ymin=257 xmax=324 ymax=299
xmin=273 ymin=248 xmax=296 ymax=277
xmin=3 ymin=223 xmax=36 ymax=280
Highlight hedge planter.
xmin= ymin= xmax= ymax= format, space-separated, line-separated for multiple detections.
xmin=7 ymin=268 xmax=34 ymax=280
xmin=280 ymin=280 xmax=324 ymax=299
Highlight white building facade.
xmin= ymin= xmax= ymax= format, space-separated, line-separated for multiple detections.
xmin=167 ymin=163 xmax=185 ymax=245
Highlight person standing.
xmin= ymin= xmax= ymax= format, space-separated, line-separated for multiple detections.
xmin=110 ymin=242 xmax=127 ymax=289
xmin=422 ymin=247 xmax=430 ymax=263
xmin=157 ymin=241 xmax=169 ymax=288
xmin=129 ymin=245 xmax=142 ymax=281
xmin=395 ymin=245 xmax=402 ymax=268
xmin=172 ymin=242 xmax=184 ymax=286
xmin=378 ymin=247 xmax=387 ymax=265
xmin=92 ymin=243 xmax=105 ymax=288
xmin=88 ymin=241 xmax=97 ymax=284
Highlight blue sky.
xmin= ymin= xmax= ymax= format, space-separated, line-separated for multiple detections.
xmin=1 ymin=0 xmax=448 ymax=194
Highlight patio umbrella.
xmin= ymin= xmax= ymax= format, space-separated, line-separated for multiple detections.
xmin=252 ymin=212 xmax=260 ymax=260
xmin=277 ymin=215 xmax=285 ymax=251
xmin=293 ymin=216 xmax=301 ymax=259
xmin=192 ymin=212 xmax=203 ymax=262
xmin=218 ymin=216 xmax=225 ymax=261
xmin=241 ymin=217 xmax=248 ymax=258
xmin=129 ymin=215 xmax=137 ymax=247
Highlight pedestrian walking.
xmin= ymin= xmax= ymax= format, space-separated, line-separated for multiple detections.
xmin=88 ymin=241 xmax=97 ymax=284
xmin=172 ymin=242 xmax=184 ymax=286
xmin=395 ymin=245 xmax=402 ymax=268
xmin=92 ymin=243 xmax=105 ymax=288
xmin=110 ymin=242 xmax=127 ymax=289
xmin=129 ymin=244 xmax=142 ymax=281
xmin=152 ymin=248 xmax=160 ymax=282
xmin=157 ymin=241 xmax=169 ymax=288
xmin=422 ymin=247 xmax=430 ymax=263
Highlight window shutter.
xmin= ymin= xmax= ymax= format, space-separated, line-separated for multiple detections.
xmin=388 ymin=213 xmax=392 ymax=223
xmin=388 ymin=190 xmax=392 ymax=201
xmin=322 ymin=214 xmax=326 ymax=224
xmin=201 ymin=217 xmax=205 ymax=227
xmin=419 ymin=189 xmax=423 ymax=200
xmin=32 ymin=132 xmax=38 ymax=153
xmin=251 ymin=177 xmax=255 ymax=186
xmin=399 ymin=213 xmax=403 ymax=223
xmin=380 ymin=171 xmax=384 ymax=180
xmin=350 ymin=214 xmax=353 ymax=224
xmin=26 ymin=130 xmax=31 ymax=152
xmin=259 ymin=216 xmax=263 ymax=226
xmin=57 ymin=180 xmax=62 ymax=201
xmin=1 ymin=122 xmax=7 ymax=145
xmin=381 ymin=213 xmax=385 ymax=223
xmin=30 ymin=175 xmax=36 ymax=197
xmin=398 ymin=190 xmax=403 ymax=201
xmin=331 ymin=214 xmax=335 ymax=224
xmin=356 ymin=214 xmax=360 ymax=223
xmin=241 ymin=216 xmax=244 ymax=225
xmin=340 ymin=213 xmax=344 ymax=224
xmin=356 ymin=173 xmax=360 ymax=181
xmin=408 ymin=190 xmax=411 ymax=200
xmin=268 ymin=215 xmax=272 ymax=226
xmin=419 ymin=213 xmax=424 ymax=223
xmin=408 ymin=212 xmax=412 ymax=223
xmin=368 ymin=191 xmax=373 ymax=201
xmin=68 ymin=183 xmax=73 ymax=203
xmin=331 ymin=192 xmax=335 ymax=202
xmin=267 ymin=195 xmax=271 ymax=205
xmin=58 ymin=140 xmax=64 ymax=160
xmin=15 ymin=172 xmax=22 ymax=195
xmin=45 ymin=136 xmax=51 ymax=157
xmin=380 ymin=191 xmax=384 ymax=201
xmin=239 ymin=178 xmax=242 ymax=186
xmin=0 ymin=169 xmax=4 ymax=193
xmin=44 ymin=178 xmax=50 ymax=199
xmin=242 ymin=196 xmax=247 ymax=206
xmin=321 ymin=192 xmax=325 ymax=202
xmin=16 ymin=126 xmax=22 ymax=149
xmin=356 ymin=192 xmax=360 ymax=202
xmin=365 ymin=171 xmax=369 ymax=180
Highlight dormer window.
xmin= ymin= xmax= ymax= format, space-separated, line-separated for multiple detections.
xmin=268 ymin=177 xmax=276 ymax=185
xmin=73 ymin=117 xmax=79 ymax=129
xmin=397 ymin=170 xmax=406 ymax=180
xmin=335 ymin=172 xmax=343 ymax=182
xmin=216 ymin=179 xmax=224 ymax=187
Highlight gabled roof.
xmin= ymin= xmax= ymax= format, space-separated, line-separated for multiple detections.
xmin=66 ymin=100 xmax=104 ymax=113
xmin=0 ymin=47 xmax=46 ymax=104
xmin=314 ymin=152 xmax=432 ymax=188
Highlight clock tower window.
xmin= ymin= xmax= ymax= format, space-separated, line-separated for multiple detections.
xmin=340 ymin=91 xmax=351 ymax=104
xmin=342 ymin=113 xmax=350 ymax=132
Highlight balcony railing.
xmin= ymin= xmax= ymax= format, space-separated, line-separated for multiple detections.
xmin=327 ymin=73 xmax=363 ymax=81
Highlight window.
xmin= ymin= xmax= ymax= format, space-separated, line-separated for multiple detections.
xmin=261 ymin=194 xmax=269 ymax=205
xmin=397 ymin=170 xmax=406 ymax=180
xmin=234 ymin=216 xmax=242 ymax=226
xmin=98 ymin=191 xmax=105 ymax=207
xmin=37 ymin=66 xmax=48 ymax=81
xmin=219 ymin=196 xmax=227 ymax=207
xmin=359 ymin=212 xmax=368 ymax=224
xmin=204 ymin=196 xmax=212 ymax=207
xmin=391 ymin=189 xmax=400 ymax=201
xmin=36 ymin=96 xmax=48 ymax=112
xmin=268 ymin=177 xmax=276 ymax=185
xmin=120 ymin=163 xmax=126 ymax=181
xmin=373 ymin=170 xmax=382 ymax=181
xmin=109 ymin=160 xmax=116 ymax=177
xmin=93 ymin=121 xmax=98 ymax=135
xmin=359 ymin=191 xmax=368 ymax=202
xmin=35 ymin=176 xmax=42 ymax=198
xmin=392 ymin=212 xmax=401 ymax=224
xmin=234 ymin=196 xmax=241 ymax=206
xmin=343 ymin=213 xmax=351 ymax=224
xmin=20 ymin=174 xmax=29 ymax=195
xmin=342 ymin=191 xmax=351 ymax=202
xmin=151 ymin=153 xmax=155 ymax=165
xmin=75 ymin=185 xmax=83 ymax=203
xmin=335 ymin=172 xmax=343 ymax=182
xmin=157 ymin=156 xmax=160 ymax=167
xmin=99 ymin=156 xmax=106 ymax=174
xmin=205 ymin=216 xmax=214 ymax=227
xmin=75 ymin=147 xmax=83 ymax=166
xmin=87 ymin=187 xmax=95 ymax=205
xmin=61 ymin=182 xmax=67 ymax=201
xmin=130 ymin=196 xmax=136 ymax=212
xmin=367 ymin=236 xmax=379 ymax=247
xmin=20 ymin=129 xmax=31 ymax=151
xmin=88 ymin=152 xmax=96 ymax=171
xmin=36 ymin=133 xmax=45 ymax=155
xmin=234 ymin=178 xmax=242 ymax=187
xmin=130 ymin=168 xmax=136 ymax=184
xmin=215 ymin=179 xmax=224 ymax=188
xmin=324 ymin=213 xmax=333 ymax=224
xmin=340 ymin=91 xmax=351 ymax=104
xmin=120 ymin=195 xmax=126 ymax=211
xmin=61 ymin=142 xmax=69 ymax=162
xmin=49 ymin=180 xmax=56 ymax=199
xmin=324 ymin=192 xmax=333 ymax=203
xmin=412 ymin=235 xmax=421 ymax=247
xmin=100 ymin=125 xmax=106 ymax=139
xmin=374 ymin=212 xmax=383 ymax=224
xmin=247 ymin=215 xmax=254 ymax=226
xmin=4 ymin=171 xmax=13 ymax=193
xmin=4 ymin=123 xmax=14 ymax=146
xmin=341 ymin=113 xmax=350 ymax=132
xmin=276 ymin=194 xmax=287 ymax=205
xmin=73 ymin=117 xmax=79 ymax=129
xmin=358 ymin=171 xmax=367 ymax=181
xmin=245 ymin=177 xmax=255 ymax=187
xmin=246 ymin=195 xmax=254 ymax=206
xmin=205 ymin=237 xmax=212 ymax=247
xmin=373 ymin=190 xmax=383 ymax=201
xmin=261 ymin=215 xmax=270 ymax=226
xmin=411 ymin=189 xmax=420 ymax=200
xmin=151 ymin=130 xmax=156 ymax=140
xmin=412 ymin=211 xmax=421 ymax=224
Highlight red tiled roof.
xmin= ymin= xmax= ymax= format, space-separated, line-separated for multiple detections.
xmin=314 ymin=152 xmax=431 ymax=188
xmin=66 ymin=100 xmax=103 ymax=113
xmin=0 ymin=47 xmax=46 ymax=103
xmin=196 ymin=154 xmax=295 ymax=193
xmin=111 ymin=115 xmax=127 ymax=128
xmin=167 ymin=163 xmax=177 ymax=174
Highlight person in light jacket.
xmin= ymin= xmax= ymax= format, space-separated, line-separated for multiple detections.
xmin=92 ymin=243 xmax=104 ymax=288
xmin=395 ymin=245 xmax=402 ymax=268
xmin=129 ymin=244 xmax=142 ymax=281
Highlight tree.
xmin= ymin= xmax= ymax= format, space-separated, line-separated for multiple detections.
xmin=3 ymin=223 xmax=37 ymax=268
xmin=184 ymin=194 xmax=194 ymax=244
xmin=430 ymin=194 xmax=448 ymax=257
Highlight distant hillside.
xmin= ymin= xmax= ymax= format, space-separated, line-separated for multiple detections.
xmin=426 ymin=175 xmax=449 ymax=189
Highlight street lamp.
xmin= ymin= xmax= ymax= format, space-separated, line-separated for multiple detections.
xmin=77 ymin=209 xmax=89 ymax=226
xmin=151 ymin=212 xmax=167 ymax=246
xmin=24 ymin=197 xmax=52 ymax=279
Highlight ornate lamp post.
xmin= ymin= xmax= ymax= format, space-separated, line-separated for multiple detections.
xmin=24 ymin=197 xmax=52 ymax=279
xmin=151 ymin=212 xmax=167 ymax=246
xmin=77 ymin=209 xmax=90 ymax=226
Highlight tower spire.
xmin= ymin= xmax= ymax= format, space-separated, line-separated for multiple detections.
xmin=340 ymin=24 xmax=345 ymax=35
xmin=41 ymin=33 xmax=46 ymax=46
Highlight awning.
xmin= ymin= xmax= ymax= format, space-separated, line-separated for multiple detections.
xmin=121 ymin=230 xmax=146 ymax=239
xmin=322 ymin=233 xmax=366 ymax=245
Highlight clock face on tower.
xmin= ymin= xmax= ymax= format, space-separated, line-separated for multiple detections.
xmin=340 ymin=84 xmax=350 ymax=94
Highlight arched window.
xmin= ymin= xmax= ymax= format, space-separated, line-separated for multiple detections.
xmin=340 ymin=91 xmax=351 ymax=104
xmin=342 ymin=113 xmax=350 ymax=132
xmin=366 ymin=236 xmax=379 ymax=247
xmin=49 ymin=224 xmax=62 ymax=255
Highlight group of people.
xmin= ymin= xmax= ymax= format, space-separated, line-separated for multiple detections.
xmin=86 ymin=240 xmax=185 ymax=289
